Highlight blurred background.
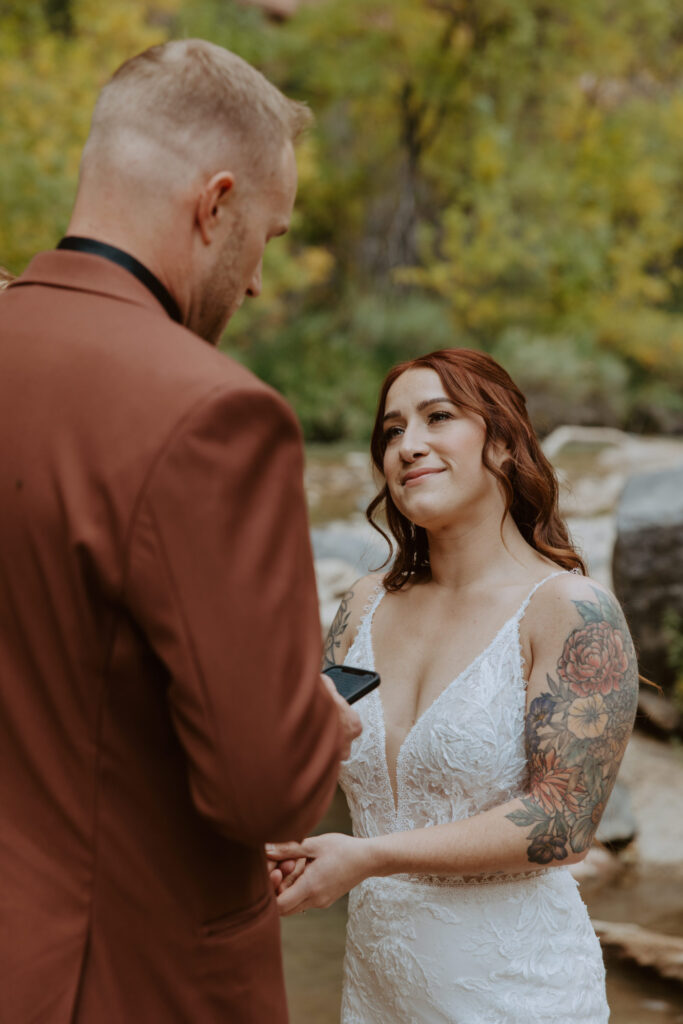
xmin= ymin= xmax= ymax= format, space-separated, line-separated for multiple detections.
xmin=4 ymin=0 xmax=683 ymax=439
xmin=2 ymin=1 xmax=683 ymax=1020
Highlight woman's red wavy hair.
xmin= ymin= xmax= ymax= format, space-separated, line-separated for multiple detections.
xmin=367 ymin=348 xmax=586 ymax=590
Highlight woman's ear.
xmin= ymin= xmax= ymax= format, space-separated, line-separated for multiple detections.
xmin=489 ymin=437 xmax=512 ymax=470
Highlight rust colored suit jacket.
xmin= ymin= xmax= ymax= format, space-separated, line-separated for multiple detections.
xmin=0 ymin=250 xmax=342 ymax=1023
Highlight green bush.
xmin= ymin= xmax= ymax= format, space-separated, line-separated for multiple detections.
xmin=224 ymin=290 xmax=456 ymax=441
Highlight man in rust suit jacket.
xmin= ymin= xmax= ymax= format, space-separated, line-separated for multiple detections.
xmin=0 ymin=40 xmax=360 ymax=1023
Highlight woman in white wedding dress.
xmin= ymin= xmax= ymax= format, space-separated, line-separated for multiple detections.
xmin=268 ymin=348 xmax=638 ymax=1023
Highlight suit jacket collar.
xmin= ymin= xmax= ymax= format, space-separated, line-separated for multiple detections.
xmin=12 ymin=249 xmax=176 ymax=321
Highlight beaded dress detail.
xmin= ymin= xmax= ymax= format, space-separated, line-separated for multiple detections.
xmin=338 ymin=573 xmax=609 ymax=1023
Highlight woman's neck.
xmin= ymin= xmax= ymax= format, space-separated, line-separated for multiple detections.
xmin=425 ymin=509 xmax=543 ymax=592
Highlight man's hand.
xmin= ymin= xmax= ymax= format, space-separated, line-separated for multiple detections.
xmin=266 ymin=852 xmax=308 ymax=895
xmin=321 ymin=673 xmax=362 ymax=761
xmin=266 ymin=854 xmax=299 ymax=892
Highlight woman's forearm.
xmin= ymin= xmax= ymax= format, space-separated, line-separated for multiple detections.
xmin=270 ymin=791 xmax=591 ymax=916
xmin=363 ymin=794 xmax=588 ymax=881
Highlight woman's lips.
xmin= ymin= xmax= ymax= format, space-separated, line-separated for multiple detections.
xmin=402 ymin=468 xmax=444 ymax=487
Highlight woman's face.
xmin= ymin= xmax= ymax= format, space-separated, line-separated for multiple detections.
xmin=382 ymin=367 xmax=505 ymax=532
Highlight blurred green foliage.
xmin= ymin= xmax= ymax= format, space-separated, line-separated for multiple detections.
xmin=0 ymin=0 xmax=178 ymax=262
xmin=3 ymin=0 xmax=683 ymax=439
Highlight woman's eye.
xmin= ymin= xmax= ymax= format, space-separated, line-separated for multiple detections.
xmin=428 ymin=411 xmax=453 ymax=424
xmin=383 ymin=425 xmax=403 ymax=442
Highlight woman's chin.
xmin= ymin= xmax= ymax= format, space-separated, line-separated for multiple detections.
xmin=398 ymin=503 xmax=450 ymax=533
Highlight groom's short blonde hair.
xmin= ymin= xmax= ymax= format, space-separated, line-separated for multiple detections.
xmin=84 ymin=39 xmax=312 ymax=181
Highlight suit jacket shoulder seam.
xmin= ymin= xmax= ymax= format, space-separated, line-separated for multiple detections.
xmin=117 ymin=378 xmax=290 ymax=610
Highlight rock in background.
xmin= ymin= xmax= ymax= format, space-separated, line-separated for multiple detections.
xmin=612 ymin=465 xmax=683 ymax=694
xmin=546 ymin=426 xmax=683 ymax=589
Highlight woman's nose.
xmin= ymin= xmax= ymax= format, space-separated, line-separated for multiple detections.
xmin=398 ymin=424 xmax=429 ymax=461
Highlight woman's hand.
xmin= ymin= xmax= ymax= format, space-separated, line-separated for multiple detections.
xmin=265 ymin=833 xmax=373 ymax=915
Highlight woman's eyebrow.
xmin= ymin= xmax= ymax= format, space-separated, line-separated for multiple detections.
xmin=417 ymin=397 xmax=456 ymax=412
xmin=383 ymin=397 xmax=456 ymax=422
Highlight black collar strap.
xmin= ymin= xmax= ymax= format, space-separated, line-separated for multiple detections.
xmin=57 ymin=236 xmax=182 ymax=324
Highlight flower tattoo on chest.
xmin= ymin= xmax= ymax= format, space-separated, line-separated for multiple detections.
xmin=506 ymin=589 xmax=638 ymax=865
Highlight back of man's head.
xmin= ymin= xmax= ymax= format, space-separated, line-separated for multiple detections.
xmin=68 ymin=39 xmax=308 ymax=343
xmin=81 ymin=39 xmax=311 ymax=191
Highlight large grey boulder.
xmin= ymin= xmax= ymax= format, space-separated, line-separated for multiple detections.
xmin=612 ymin=465 xmax=683 ymax=691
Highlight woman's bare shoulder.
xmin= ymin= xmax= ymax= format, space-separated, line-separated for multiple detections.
xmin=528 ymin=570 xmax=626 ymax=633
xmin=524 ymin=569 xmax=635 ymax=680
xmin=322 ymin=572 xmax=384 ymax=669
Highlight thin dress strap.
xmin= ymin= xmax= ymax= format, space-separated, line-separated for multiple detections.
xmin=347 ymin=581 xmax=385 ymax=659
xmin=515 ymin=567 xmax=578 ymax=624
xmin=357 ymin=582 xmax=386 ymax=635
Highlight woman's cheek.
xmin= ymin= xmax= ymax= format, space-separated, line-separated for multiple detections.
xmin=385 ymin=476 xmax=406 ymax=515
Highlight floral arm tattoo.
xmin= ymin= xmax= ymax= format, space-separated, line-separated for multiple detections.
xmin=506 ymin=588 xmax=639 ymax=865
xmin=322 ymin=588 xmax=354 ymax=670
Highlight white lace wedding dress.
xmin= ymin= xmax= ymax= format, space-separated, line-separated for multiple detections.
xmin=338 ymin=573 xmax=609 ymax=1024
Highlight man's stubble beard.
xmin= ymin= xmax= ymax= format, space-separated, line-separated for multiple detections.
xmin=194 ymin=213 xmax=248 ymax=345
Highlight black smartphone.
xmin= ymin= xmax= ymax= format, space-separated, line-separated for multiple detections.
xmin=324 ymin=664 xmax=380 ymax=705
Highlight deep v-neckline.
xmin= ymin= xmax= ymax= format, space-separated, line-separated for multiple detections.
xmin=369 ymin=611 xmax=519 ymax=817
xmin=362 ymin=571 xmax=567 ymax=818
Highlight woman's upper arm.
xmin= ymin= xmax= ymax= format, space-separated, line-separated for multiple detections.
xmin=322 ymin=574 xmax=382 ymax=669
xmin=511 ymin=576 xmax=639 ymax=864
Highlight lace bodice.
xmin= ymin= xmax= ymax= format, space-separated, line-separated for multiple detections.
xmin=339 ymin=575 xmax=559 ymax=839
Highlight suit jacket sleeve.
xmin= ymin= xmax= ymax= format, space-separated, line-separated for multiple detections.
xmin=125 ymin=383 xmax=343 ymax=845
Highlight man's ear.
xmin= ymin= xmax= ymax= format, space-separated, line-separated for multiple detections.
xmin=196 ymin=171 xmax=235 ymax=245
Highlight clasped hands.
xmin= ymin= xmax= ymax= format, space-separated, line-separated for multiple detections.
xmin=266 ymin=833 xmax=369 ymax=915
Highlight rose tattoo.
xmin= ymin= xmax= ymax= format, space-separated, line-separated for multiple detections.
xmin=506 ymin=588 xmax=638 ymax=865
